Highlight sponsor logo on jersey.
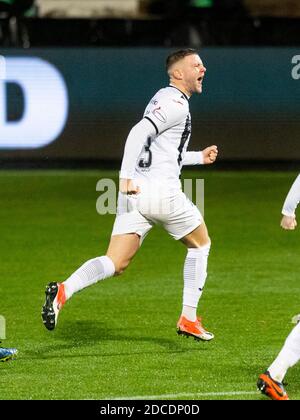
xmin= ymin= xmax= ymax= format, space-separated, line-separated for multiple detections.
xmin=152 ymin=106 xmax=167 ymax=123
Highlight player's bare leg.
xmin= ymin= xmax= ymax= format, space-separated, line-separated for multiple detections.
xmin=42 ymin=233 xmax=140 ymax=330
xmin=177 ymin=222 xmax=214 ymax=341
xmin=180 ymin=222 xmax=210 ymax=248
xmin=106 ymin=233 xmax=141 ymax=275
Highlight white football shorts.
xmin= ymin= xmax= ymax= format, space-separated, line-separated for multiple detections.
xmin=112 ymin=190 xmax=203 ymax=243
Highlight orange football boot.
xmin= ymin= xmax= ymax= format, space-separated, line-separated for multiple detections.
xmin=257 ymin=371 xmax=289 ymax=401
xmin=177 ymin=316 xmax=214 ymax=341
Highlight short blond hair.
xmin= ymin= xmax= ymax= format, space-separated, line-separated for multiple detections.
xmin=166 ymin=49 xmax=197 ymax=73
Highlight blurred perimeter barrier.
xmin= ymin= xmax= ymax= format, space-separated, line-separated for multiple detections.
xmin=0 ymin=47 xmax=300 ymax=163
xmin=35 ymin=0 xmax=140 ymax=18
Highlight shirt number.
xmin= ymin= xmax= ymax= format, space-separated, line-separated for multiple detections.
xmin=138 ymin=137 xmax=152 ymax=169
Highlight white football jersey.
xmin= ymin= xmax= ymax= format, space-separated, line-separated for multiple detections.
xmin=135 ymin=85 xmax=191 ymax=191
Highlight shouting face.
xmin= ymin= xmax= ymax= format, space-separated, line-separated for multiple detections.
xmin=169 ymin=54 xmax=207 ymax=96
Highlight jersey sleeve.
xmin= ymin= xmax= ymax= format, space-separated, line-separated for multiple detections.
xmin=282 ymin=174 xmax=300 ymax=217
xmin=182 ymin=151 xmax=204 ymax=166
xmin=144 ymin=96 xmax=188 ymax=135
xmin=120 ymin=118 xmax=157 ymax=179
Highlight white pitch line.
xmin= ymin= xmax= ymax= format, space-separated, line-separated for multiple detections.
xmin=108 ymin=391 xmax=259 ymax=400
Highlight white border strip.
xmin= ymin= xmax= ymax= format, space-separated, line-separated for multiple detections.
xmin=108 ymin=391 xmax=259 ymax=400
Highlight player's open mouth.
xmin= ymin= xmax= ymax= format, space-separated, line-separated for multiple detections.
xmin=198 ymin=77 xmax=203 ymax=83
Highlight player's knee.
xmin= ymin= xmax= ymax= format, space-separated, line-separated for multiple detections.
xmin=191 ymin=237 xmax=211 ymax=249
xmin=202 ymin=237 xmax=211 ymax=248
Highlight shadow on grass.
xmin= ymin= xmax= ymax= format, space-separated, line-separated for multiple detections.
xmin=27 ymin=320 xmax=211 ymax=360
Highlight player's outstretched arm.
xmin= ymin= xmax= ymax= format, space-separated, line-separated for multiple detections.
xmin=281 ymin=174 xmax=300 ymax=230
xmin=182 ymin=145 xmax=218 ymax=166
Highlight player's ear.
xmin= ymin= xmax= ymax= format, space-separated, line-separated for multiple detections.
xmin=173 ymin=68 xmax=183 ymax=80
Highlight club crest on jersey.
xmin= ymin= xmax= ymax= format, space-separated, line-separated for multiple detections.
xmin=152 ymin=107 xmax=167 ymax=123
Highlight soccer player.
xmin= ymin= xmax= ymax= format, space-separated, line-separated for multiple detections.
xmin=42 ymin=49 xmax=218 ymax=341
xmin=258 ymin=174 xmax=300 ymax=400
xmin=0 ymin=345 xmax=18 ymax=362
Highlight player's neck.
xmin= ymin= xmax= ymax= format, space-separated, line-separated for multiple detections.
xmin=169 ymin=82 xmax=191 ymax=99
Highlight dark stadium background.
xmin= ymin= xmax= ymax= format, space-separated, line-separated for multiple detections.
xmin=1 ymin=0 xmax=300 ymax=402
xmin=1 ymin=0 xmax=300 ymax=166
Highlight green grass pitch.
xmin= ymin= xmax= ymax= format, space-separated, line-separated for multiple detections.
xmin=0 ymin=170 xmax=299 ymax=400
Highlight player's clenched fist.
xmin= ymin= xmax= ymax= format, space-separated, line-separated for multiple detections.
xmin=280 ymin=215 xmax=297 ymax=230
xmin=202 ymin=145 xmax=218 ymax=164
xmin=119 ymin=179 xmax=141 ymax=195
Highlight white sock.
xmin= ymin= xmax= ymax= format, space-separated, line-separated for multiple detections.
xmin=63 ymin=256 xmax=115 ymax=300
xmin=182 ymin=243 xmax=211 ymax=322
xmin=182 ymin=305 xmax=197 ymax=322
xmin=268 ymin=322 xmax=300 ymax=383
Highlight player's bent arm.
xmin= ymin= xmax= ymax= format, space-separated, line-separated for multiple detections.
xmin=282 ymin=174 xmax=300 ymax=218
xmin=183 ymin=145 xmax=218 ymax=166
xmin=119 ymin=118 xmax=157 ymax=180
xmin=182 ymin=151 xmax=204 ymax=166
xmin=281 ymin=174 xmax=300 ymax=230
